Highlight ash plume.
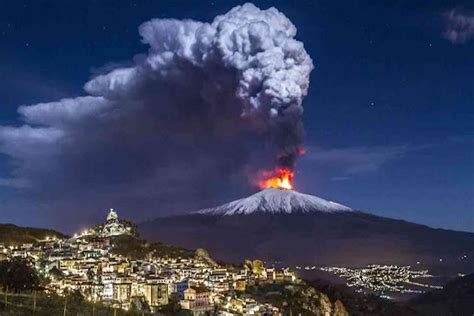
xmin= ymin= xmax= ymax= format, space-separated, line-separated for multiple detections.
xmin=0 ymin=3 xmax=313 ymax=228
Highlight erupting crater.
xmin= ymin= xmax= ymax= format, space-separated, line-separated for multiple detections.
xmin=257 ymin=168 xmax=294 ymax=190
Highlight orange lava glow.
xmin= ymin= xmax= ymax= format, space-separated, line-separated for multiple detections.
xmin=258 ymin=168 xmax=294 ymax=190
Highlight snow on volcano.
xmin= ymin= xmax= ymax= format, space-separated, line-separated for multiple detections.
xmin=197 ymin=188 xmax=352 ymax=215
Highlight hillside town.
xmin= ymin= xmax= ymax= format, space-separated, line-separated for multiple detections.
xmin=0 ymin=209 xmax=298 ymax=315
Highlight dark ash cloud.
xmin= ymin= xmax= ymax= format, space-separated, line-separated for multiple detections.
xmin=0 ymin=3 xmax=313 ymax=229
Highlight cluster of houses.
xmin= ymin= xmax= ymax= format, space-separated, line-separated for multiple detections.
xmin=0 ymin=209 xmax=297 ymax=315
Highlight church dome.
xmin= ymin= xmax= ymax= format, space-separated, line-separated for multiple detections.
xmin=107 ymin=208 xmax=118 ymax=221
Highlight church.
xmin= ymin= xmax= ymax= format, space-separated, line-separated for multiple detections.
xmin=100 ymin=209 xmax=134 ymax=237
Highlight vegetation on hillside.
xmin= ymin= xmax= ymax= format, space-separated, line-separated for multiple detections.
xmin=110 ymin=235 xmax=194 ymax=260
xmin=0 ymin=258 xmax=39 ymax=292
xmin=244 ymin=281 xmax=349 ymax=316
xmin=155 ymin=294 xmax=193 ymax=316
xmin=0 ymin=224 xmax=67 ymax=245
xmin=0 ymin=289 xmax=153 ymax=316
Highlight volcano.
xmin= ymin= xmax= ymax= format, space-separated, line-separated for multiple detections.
xmin=140 ymin=189 xmax=474 ymax=274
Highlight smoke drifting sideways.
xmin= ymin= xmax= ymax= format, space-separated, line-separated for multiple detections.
xmin=0 ymin=3 xmax=313 ymax=228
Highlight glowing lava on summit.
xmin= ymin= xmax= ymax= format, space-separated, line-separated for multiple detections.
xmin=257 ymin=168 xmax=294 ymax=190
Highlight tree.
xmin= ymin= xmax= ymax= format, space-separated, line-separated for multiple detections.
xmin=204 ymin=305 xmax=219 ymax=316
xmin=63 ymin=289 xmax=87 ymax=315
xmin=0 ymin=258 xmax=39 ymax=292
xmin=87 ymin=268 xmax=95 ymax=281
xmin=120 ymin=219 xmax=139 ymax=237
xmin=157 ymin=294 xmax=192 ymax=316
xmin=49 ymin=266 xmax=65 ymax=280
xmin=129 ymin=296 xmax=150 ymax=314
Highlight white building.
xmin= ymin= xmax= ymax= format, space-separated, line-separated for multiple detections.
xmin=101 ymin=209 xmax=132 ymax=237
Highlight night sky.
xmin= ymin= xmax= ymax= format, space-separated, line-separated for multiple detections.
xmin=1 ymin=0 xmax=473 ymax=233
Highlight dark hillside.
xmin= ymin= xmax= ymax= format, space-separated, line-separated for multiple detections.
xmin=0 ymin=223 xmax=67 ymax=245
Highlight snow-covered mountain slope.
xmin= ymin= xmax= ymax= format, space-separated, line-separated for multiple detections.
xmin=197 ymin=188 xmax=352 ymax=215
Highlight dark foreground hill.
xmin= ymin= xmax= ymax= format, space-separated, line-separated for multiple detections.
xmin=140 ymin=211 xmax=474 ymax=272
xmin=0 ymin=223 xmax=67 ymax=245
xmin=308 ymin=279 xmax=420 ymax=316
xmin=408 ymin=273 xmax=474 ymax=316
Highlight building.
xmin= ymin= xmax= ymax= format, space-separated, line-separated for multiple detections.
xmin=144 ymin=283 xmax=169 ymax=308
xmin=101 ymin=209 xmax=133 ymax=237
xmin=182 ymin=286 xmax=211 ymax=306
xmin=180 ymin=286 xmax=213 ymax=315
xmin=113 ymin=282 xmax=131 ymax=303
xmin=234 ymin=279 xmax=246 ymax=292
xmin=176 ymin=280 xmax=189 ymax=300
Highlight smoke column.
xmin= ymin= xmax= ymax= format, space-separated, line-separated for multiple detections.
xmin=0 ymin=3 xmax=313 ymax=226
xmin=87 ymin=3 xmax=313 ymax=167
